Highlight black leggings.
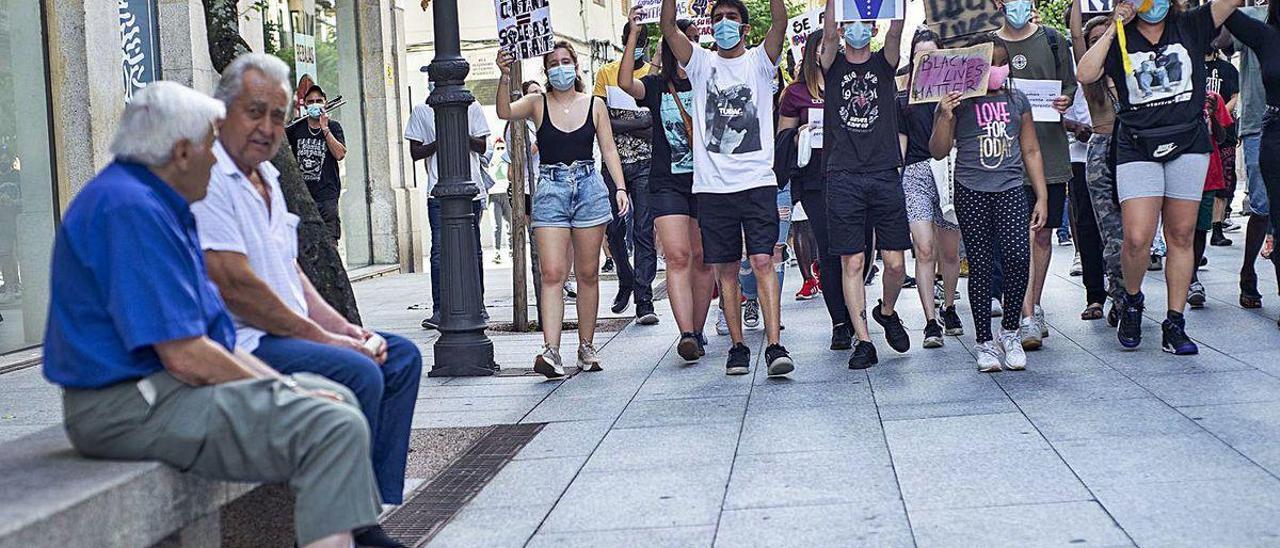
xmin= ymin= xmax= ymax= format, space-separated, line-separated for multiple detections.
xmin=792 ymin=220 xmax=817 ymax=281
xmin=1068 ymin=162 xmax=1108 ymax=305
xmin=801 ymin=187 xmax=851 ymax=327
xmin=956 ymin=184 xmax=1030 ymax=343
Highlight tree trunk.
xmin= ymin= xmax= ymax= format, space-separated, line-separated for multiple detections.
xmin=202 ymin=0 xmax=364 ymax=325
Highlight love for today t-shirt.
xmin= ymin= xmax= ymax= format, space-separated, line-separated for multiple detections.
xmin=682 ymin=46 xmax=779 ymax=194
xmin=952 ymin=90 xmax=1033 ymax=193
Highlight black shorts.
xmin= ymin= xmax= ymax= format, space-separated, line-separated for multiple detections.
xmin=826 ymin=169 xmax=912 ymax=256
xmin=651 ymin=186 xmax=698 ymax=219
xmin=1028 ymin=184 xmax=1067 ymax=229
xmin=697 ymin=186 xmax=779 ymax=264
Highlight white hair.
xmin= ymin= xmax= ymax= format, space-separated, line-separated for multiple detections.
xmin=214 ymin=53 xmax=293 ymax=106
xmin=109 ymin=81 xmax=225 ymax=167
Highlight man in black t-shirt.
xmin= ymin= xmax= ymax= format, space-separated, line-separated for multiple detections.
xmin=819 ymin=1 xmax=908 ymax=370
xmin=286 ymin=85 xmax=347 ymax=243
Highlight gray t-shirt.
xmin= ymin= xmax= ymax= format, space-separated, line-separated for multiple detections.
xmin=1005 ymin=27 xmax=1076 ymax=185
xmin=954 ymin=90 xmax=1033 ymax=193
xmin=1233 ymin=5 xmax=1267 ymax=137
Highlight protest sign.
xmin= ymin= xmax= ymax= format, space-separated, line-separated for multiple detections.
xmin=1083 ymin=0 xmax=1114 ymax=14
xmin=836 ymin=0 xmax=905 ymax=20
xmin=788 ymin=9 xmax=824 ymax=62
xmin=908 ymin=43 xmax=992 ymax=104
xmin=633 ymin=0 xmax=714 ymax=43
xmin=496 ymin=0 xmax=555 ymax=59
xmin=1011 ymin=78 xmax=1063 ymax=122
xmin=924 ymin=0 xmax=1005 ymax=43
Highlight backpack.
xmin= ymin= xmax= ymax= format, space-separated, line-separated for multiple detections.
xmin=1043 ymin=26 xmax=1065 ymax=70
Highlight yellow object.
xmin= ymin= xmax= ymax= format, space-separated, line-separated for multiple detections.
xmin=1137 ymin=0 xmax=1154 ymax=12
xmin=1116 ymin=15 xmax=1133 ymax=75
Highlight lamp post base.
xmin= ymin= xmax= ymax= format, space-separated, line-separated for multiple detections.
xmin=428 ymin=336 xmax=498 ymax=377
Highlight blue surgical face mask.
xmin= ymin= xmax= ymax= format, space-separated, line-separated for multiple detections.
xmin=306 ymin=104 xmax=323 ymax=119
xmin=634 ymin=47 xmax=646 ymax=61
xmin=548 ymin=64 xmax=577 ymax=91
xmin=713 ymin=18 xmax=742 ymax=50
xmin=1139 ymin=0 xmax=1170 ymax=23
xmin=843 ymin=22 xmax=873 ymax=50
xmin=1004 ymin=0 xmax=1033 ymax=29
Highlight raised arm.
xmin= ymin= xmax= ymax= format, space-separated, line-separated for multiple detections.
xmin=762 ymin=0 xmax=789 ymax=64
xmin=820 ymin=0 xmax=839 ymax=70
xmin=929 ymin=92 xmax=962 ymax=160
xmin=661 ymin=0 xmax=694 ymax=66
xmin=1224 ymin=5 xmax=1271 ymax=52
xmin=882 ymin=19 xmax=906 ymax=68
xmin=1077 ymin=2 xmax=1131 ymax=85
xmin=496 ymin=50 xmax=538 ymax=121
xmin=1069 ymin=0 xmax=1087 ymax=62
xmin=619 ymin=7 xmax=650 ymax=101
xmin=1211 ymin=0 xmax=1246 ymax=28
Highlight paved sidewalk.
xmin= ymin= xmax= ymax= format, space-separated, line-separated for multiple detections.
xmin=416 ymin=243 xmax=1280 ymax=547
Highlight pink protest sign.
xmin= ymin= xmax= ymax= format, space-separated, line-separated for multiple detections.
xmin=908 ymin=43 xmax=993 ymax=105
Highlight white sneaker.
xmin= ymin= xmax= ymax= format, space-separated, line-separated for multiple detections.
xmin=1019 ymin=316 xmax=1042 ymax=351
xmin=975 ymin=341 xmax=1002 ymax=372
xmin=657 ymin=256 xmax=667 ymax=272
xmin=991 ymin=298 xmax=1004 ymax=318
xmin=533 ymin=346 xmax=566 ymax=379
xmin=1000 ymin=329 xmax=1027 ymax=370
xmin=715 ymin=308 xmax=729 ymax=336
xmin=1070 ymin=254 xmax=1083 ymax=276
xmin=1033 ymin=304 xmax=1049 ymax=338
xmin=577 ymin=342 xmax=602 ymax=372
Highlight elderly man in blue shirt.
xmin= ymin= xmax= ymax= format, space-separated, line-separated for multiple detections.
xmin=191 ymin=54 xmax=422 ymax=535
xmin=43 ymin=81 xmax=382 ymax=548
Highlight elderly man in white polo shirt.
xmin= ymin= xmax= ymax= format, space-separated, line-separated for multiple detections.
xmin=192 ymin=54 xmax=419 ymax=548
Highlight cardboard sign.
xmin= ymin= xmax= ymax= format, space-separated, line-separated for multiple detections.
xmin=836 ymin=0 xmax=905 ymax=21
xmin=1083 ymin=0 xmax=1115 ymax=14
xmin=788 ymin=9 xmax=824 ymax=62
xmin=924 ymin=0 xmax=1006 ymax=43
xmin=1011 ymin=78 xmax=1063 ymax=122
xmin=496 ymin=0 xmax=555 ymax=59
xmin=909 ymin=44 xmax=993 ymax=104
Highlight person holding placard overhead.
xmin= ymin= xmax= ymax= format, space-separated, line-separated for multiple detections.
xmin=616 ymin=12 xmax=716 ymax=362
xmin=496 ymin=43 xmax=631 ymax=378
xmin=995 ymin=0 xmax=1078 ymax=351
xmin=1077 ymin=0 xmax=1244 ymax=355
xmin=930 ymin=35 xmax=1049 ymax=372
xmin=818 ymin=0 xmax=908 ymax=370
xmin=659 ymin=0 xmax=797 ymax=378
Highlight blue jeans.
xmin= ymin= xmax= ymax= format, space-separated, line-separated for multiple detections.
xmin=252 ymin=332 xmax=423 ymax=504
xmin=428 ymin=198 xmax=485 ymax=315
xmin=1244 ymin=134 xmax=1270 ymax=217
xmin=534 ymin=161 xmax=613 ymax=229
xmin=741 ymin=184 xmax=792 ymax=299
xmin=605 ymin=161 xmax=655 ymax=304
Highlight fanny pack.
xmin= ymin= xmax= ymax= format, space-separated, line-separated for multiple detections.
xmin=1122 ymin=118 xmax=1206 ymax=163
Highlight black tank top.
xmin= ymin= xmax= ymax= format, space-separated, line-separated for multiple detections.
xmin=537 ymin=94 xmax=596 ymax=166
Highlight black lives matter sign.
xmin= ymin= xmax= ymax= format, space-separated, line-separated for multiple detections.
xmin=925 ymin=0 xmax=1006 ymax=44
xmin=496 ymin=0 xmax=555 ymax=59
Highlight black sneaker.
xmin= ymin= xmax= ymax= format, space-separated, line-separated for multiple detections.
xmin=602 ymin=257 xmax=615 ymax=273
xmin=611 ymin=286 xmax=633 ymax=314
xmin=1107 ymin=299 xmax=1121 ymax=327
xmin=764 ymin=344 xmax=794 ymax=377
xmin=695 ymin=332 xmax=708 ymax=356
xmin=864 ymin=264 xmax=880 ymax=286
xmin=421 ymin=312 xmax=440 ymax=330
xmin=831 ymin=323 xmax=853 ymax=350
xmin=1118 ymin=291 xmax=1145 ymax=349
xmin=726 ymin=343 xmax=751 ymax=376
xmin=1161 ymin=312 xmax=1199 ymax=355
xmin=872 ymin=300 xmax=911 ymax=353
xmin=848 ymin=340 xmax=878 ymax=369
xmin=902 ymin=275 xmax=918 ymax=289
xmin=1211 ymin=225 xmax=1233 ymax=246
xmin=636 ymin=301 xmax=659 ymax=325
xmin=922 ymin=319 xmax=944 ymax=348
xmin=941 ymin=306 xmax=964 ymax=336
xmin=1148 ymin=254 xmax=1163 ymax=271
xmin=354 ymin=525 xmax=407 ymax=548
xmin=677 ymin=332 xmax=701 ymax=362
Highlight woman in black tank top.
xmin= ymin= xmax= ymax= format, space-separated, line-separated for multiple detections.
xmin=496 ymin=42 xmax=630 ymax=379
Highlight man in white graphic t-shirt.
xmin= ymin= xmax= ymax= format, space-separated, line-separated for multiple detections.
xmin=660 ymin=0 xmax=794 ymax=378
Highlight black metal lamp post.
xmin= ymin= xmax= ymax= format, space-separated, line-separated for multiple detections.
xmin=425 ymin=0 xmax=497 ymax=377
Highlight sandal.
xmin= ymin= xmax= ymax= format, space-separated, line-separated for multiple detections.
xmin=1081 ymin=303 xmax=1105 ymax=321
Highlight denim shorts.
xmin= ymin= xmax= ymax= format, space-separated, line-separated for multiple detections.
xmin=533 ymin=161 xmax=614 ymax=229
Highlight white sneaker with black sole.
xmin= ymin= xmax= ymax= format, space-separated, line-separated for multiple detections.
xmin=533 ymin=346 xmax=566 ymax=379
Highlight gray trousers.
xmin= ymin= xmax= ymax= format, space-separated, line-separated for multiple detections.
xmin=1086 ymin=133 xmax=1125 ymax=299
xmin=62 ymin=371 xmax=382 ymax=546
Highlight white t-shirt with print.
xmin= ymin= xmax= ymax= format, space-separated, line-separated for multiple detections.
xmin=404 ymin=101 xmax=491 ymax=199
xmin=682 ymin=46 xmax=779 ymax=194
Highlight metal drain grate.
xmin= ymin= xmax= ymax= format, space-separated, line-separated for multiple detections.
xmin=381 ymin=423 xmax=546 ymax=546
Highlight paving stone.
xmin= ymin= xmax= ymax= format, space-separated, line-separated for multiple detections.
xmin=414 ymin=395 xmax=548 ymax=413
xmin=412 ymin=408 xmax=528 ymax=429
xmin=1231 ymin=350 xmax=1280 ymax=378
xmin=875 ymin=398 xmax=1021 ymax=421
xmin=1096 ymin=346 xmax=1256 ymax=377
xmin=882 ymin=412 xmax=1051 ymax=456
xmin=538 ymin=465 xmax=731 ymax=533
xmin=1134 ymin=370 xmax=1280 ymax=407
xmin=635 ymin=375 xmax=755 ymax=400
xmin=993 ymin=369 xmax=1151 ymax=405
xmin=744 ymin=381 xmax=876 ymax=411
xmin=467 ymin=457 xmax=585 ymax=509
xmin=737 ymin=405 xmax=884 ymax=455
xmin=1092 ymin=478 xmax=1280 ymax=547
xmin=581 ymin=422 xmax=741 ymax=473
xmin=714 ymin=503 xmax=913 ymax=548
xmin=527 ymin=526 xmax=716 ymax=548
xmin=523 ymin=394 xmax=634 ymax=423
xmin=513 ymin=419 xmax=614 ymax=461
xmin=868 ymin=369 xmax=1010 ymax=409
xmin=1019 ymin=397 xmax=1202 ymax=442
xmin=723 ymin=449 xmax=900 ymax=511
xmin=1179 ymin=401 xmax=1280 ymax=446
xmin=911 ymin=501 xmax=1132 ymax=548
xmin=427 ymin=502 xmax=551 ymax=548
xmin=1053 ymin=433 xmax=1272 ymax=486
xmin=894 ymin=448 xmax=1091 ymax=511
xmin=613 ymin=396 xmax=747 ymax=429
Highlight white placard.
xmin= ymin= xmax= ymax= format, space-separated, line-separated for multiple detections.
xmin=836 ymin=0 xmax=905 ymax=21
xmin=294 ymin=33 xmax=316 ymax=82
xmin=496 ymin=0 xmax=555 ymax=60
xmin=788 ymin=9 xmax=824 ymax=63
xmin=808 ymin=108 xmax=824 ymax=148
xmin=606 ymin=86 xmax=643 ymax=111
xmin=1083 ymin=0 xmax=1114 ymax=14
xmin=1011 ymin=78 xmax=1063 ymax=123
